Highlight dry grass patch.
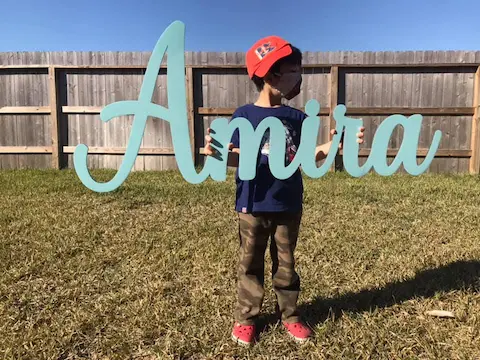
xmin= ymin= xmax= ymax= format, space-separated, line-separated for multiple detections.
xmin=1 ymin=169 xmax=480 ymax=359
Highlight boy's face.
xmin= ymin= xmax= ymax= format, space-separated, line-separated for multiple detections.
xmin=267 ymin=62 xmax=302 ymax=100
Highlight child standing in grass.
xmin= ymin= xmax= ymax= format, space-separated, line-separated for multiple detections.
xmin=204 ymin=36 xmax=364 ymax=345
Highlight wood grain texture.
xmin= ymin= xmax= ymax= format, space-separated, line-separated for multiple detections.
xmin=63 ymin=146 xmax=175 ymax=155
xmin=198 ymin=107 xmax=331 ymax=115
xmin=0 ymin=146 xmax=52 ymax=153
xmin=470 ymin=67 xmax=480 ymax=173
xmin=329 ymin=66 xmax=339 ymax=171
xmin=1 ymin=51 xmax=479 ymax=172
xmin=339 ymin=149 xmax=470 ymax=157
xmin=0 ymin=106 xmax=50 ymax=114
xmin=49 ymin=67 xmax=61 ymax=169
xmin=62 ymin=106 xmax=103 ymax=114
xmin=3 ymin=62 xmax=480 ymax=70
xmin=186 ymin=67 xmax=195 ymax=162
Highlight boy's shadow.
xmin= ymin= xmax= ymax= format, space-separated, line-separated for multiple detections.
xmin=256 ymin=260 xmax=480 ymax=334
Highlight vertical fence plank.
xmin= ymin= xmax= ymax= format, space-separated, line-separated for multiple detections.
xmin=329 ymin=66 xmax=339 ymax=136
xmin=48 ymin=66 xmax=61 ymax=169
xmin=470 ymin=66 xmax=480 ymax=173
xmin=329 ymin=66 xmax=339 ymax=171
xmin=186 ymin=67 xmax=195 ymax=162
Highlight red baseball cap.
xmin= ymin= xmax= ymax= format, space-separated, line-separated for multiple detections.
xmin=246 ymin=36 xmax=293 ymax=79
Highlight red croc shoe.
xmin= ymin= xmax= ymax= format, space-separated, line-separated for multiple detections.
xmin=231 ymin=322 xmax=255 ymax=346
xmin=283 ymin=321 xmax=312 ymax=343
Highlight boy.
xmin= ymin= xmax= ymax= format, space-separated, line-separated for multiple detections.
xmin=204 ymin=36 xmax=364 ymax=345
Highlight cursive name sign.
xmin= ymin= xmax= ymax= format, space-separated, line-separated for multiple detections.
xmin=73 ymin=21 xmax=442 ymax=193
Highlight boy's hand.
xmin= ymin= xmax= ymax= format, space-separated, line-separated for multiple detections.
xmin=330 ymin=127 xmax=365 ymax=149
xmin=204 ymin=127 xmax=234 ymax=159
xmin=204 ymin=127 xmax=216 ymax=157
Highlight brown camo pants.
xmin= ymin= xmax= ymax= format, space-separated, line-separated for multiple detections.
xmin=234 ymin=211 xmax=302 ymax=325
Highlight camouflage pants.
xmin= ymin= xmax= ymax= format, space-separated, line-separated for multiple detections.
xmin=234 ymin=211 xmax=302 ymax=325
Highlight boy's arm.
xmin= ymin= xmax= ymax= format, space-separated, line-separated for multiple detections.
xmin=227 ymin=148 xmax=240 ymax=167
xmin=315 ymin=128 xmax=365 ymax=162
xmin=227 ymin=125 xmax=241 ymax=167
xmin=298 ymin=112 xmax=337 ymax=162
xmin=314 ymin=140 xmax=335 ymax=162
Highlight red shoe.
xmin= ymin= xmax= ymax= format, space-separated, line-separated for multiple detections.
xmin=231 ymin=322 xmax=255 ymax=346
xmin=283 ymin=321 xmax=312 ymax=343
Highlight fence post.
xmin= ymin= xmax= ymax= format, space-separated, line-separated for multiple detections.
xmin=329 ymin=66 xmax=340 ymax=171
xmin=186 ymin=66 xmax=196 ymax=164
xmin=48 ymin=66 xmax=62 ymax=169
xmin=470 ymin=66 xmax=480 ymax=174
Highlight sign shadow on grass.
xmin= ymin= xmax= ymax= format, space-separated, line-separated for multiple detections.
xmin=256 ymin=260 xmax=480 ymax=335
xmin=301 ymin=260 xmax=480 ymax=329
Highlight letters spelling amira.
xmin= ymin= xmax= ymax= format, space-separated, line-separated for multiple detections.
xmin=73 ymin=21 xmax=442 ymax=193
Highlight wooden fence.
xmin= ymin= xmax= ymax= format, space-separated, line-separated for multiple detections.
xmin=0 ymin=50 xmax=479 ymax=173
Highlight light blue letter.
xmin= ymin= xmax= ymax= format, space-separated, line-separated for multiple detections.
xmin=73 ymin=21 xmax=229 ymax=191
xmin=73 ymin=20 xmax=442 ymax=193
xmin=339 ymin=110 xmax=442 ymax=177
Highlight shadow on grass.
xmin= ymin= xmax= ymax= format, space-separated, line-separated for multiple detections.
xmin=294 ymin=260 xmax=480 ymax=329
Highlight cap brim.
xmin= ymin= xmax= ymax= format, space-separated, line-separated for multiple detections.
xmin=251 ymin=45 xmax=293 ymax=78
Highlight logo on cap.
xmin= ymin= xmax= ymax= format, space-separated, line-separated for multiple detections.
xmin=255 ymin=43 xmax=276 ymax=60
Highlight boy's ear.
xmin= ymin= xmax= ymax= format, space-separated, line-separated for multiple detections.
xmin=264 ymin=71 xmax=278 ymax=86
xmin=263 ymin=72 xmax=273 ymax=84
xmin=284 ymin=78 xmax=302 ymax=100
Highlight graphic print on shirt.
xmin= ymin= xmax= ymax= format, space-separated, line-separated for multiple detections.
xmin=260 ymin=120 xmax=298 ymax=165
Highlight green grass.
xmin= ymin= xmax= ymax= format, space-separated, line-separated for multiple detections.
xmin=1 ymin=169 xmax=480 ymax=359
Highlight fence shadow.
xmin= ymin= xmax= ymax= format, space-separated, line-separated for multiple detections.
xmin=295 ymin=259 xmax=480 ymax=328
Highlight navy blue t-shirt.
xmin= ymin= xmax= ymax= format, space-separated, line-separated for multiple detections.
xmin=230 ymin=104 xmax=306 ymax=214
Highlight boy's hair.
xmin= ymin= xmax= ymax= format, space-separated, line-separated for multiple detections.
xmin=252 ymin=45 xmax=302 ymax=92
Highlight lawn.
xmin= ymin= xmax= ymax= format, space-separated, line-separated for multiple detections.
xmin=1 ymin=169 xmax=480 ymax=359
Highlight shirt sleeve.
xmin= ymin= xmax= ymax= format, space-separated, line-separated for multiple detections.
xmin=295 ymin=110 xmax=307 ymax=147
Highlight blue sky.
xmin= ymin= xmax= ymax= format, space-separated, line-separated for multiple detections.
xmin=1 ymin=0 xmax=479 ymax=52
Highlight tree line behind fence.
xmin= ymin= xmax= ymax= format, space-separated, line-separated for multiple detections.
xmin=0 ymin=50 xmax=479 ymax=174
